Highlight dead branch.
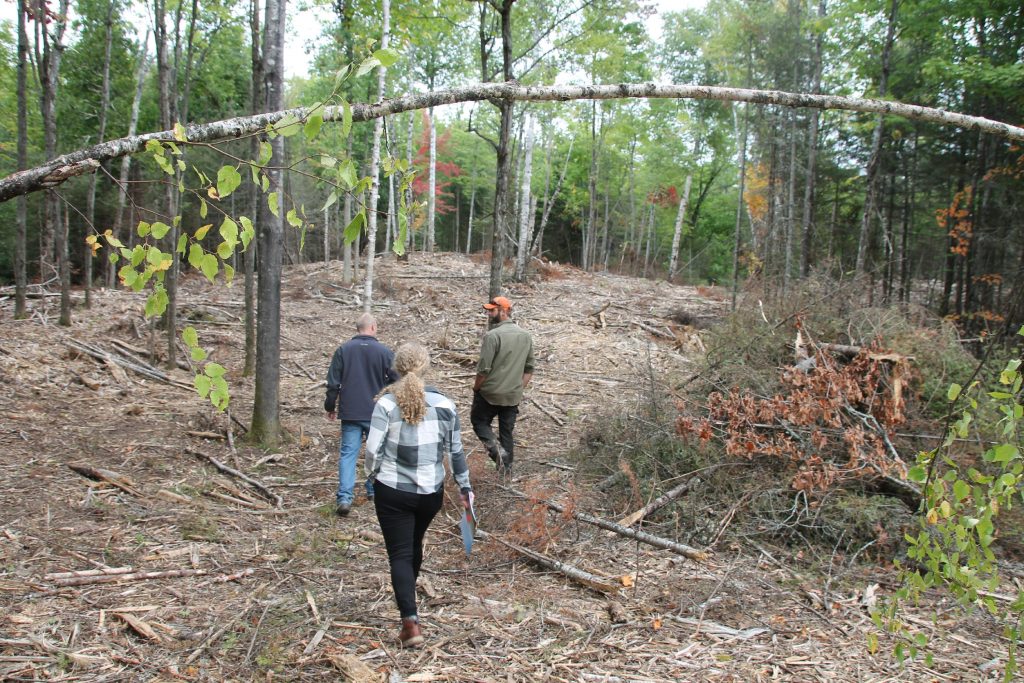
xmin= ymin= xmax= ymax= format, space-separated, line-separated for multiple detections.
xmin=501 ymin=485 xmax=708 ymax=562
xmin=478 ymin=529 xmax=620 ymax=595
xmin=67 ymin=463 xmax=142 ymax=496
xmin=617 ymin=476 xmax=700 ymax=527
xmin=187 ymin=448 xmax=283 ymax=507
xmin=632 ymin=320 xmax=675 ymax=340
xmin=65 ymin=338 xmax=193 ymax=389
xmin=528 ymin=396 xmax=565 ymax=426
xmin=44 ymin=566 xmax=134 ymax=581
xmin=49 ymin=568 xmax=207 ymax=587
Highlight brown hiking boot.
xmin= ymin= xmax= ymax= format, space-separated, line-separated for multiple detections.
xmin=399 ymin=618 xmax=424 ymax=648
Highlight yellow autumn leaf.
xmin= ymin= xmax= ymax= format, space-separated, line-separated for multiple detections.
xmin=652 ymin=617 xmax=662 ymax=630
xmin=207 ymin=187 xmax=219 ymax=200
xmin=620 ymin=575 xmax=634 ymax=587
xmin=926 ymin=508 xmax=939 ymax=525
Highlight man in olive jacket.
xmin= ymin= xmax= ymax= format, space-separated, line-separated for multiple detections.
xmin=471 ymin=296 xmax=534 ymax=474
xmin=325 ymin=313 xmax=398 ymax=515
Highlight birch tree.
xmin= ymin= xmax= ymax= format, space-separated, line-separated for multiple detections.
xmin=361 ymin=0 xmax=390 ymax=312
xmin=513 ymin=114 xmax=535 ymax=281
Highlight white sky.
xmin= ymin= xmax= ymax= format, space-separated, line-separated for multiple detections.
xmin=1 ymin=0 xmax=707 ymax=80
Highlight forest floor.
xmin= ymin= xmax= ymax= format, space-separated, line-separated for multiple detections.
xmin=0 ymin=252 xmax=1010 ymax=682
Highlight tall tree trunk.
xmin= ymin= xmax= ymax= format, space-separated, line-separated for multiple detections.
xmin=514 ymin=115 xmax=535 ymax=281
xmin=34 ymin=0 xmax=69 ymax=321
xmin=84 ymin=0 xmax=115 ymax=307
xmin=488 ymin=0 xmax=515 ymax=299
xmin=155 ymin=0 xmax=181 ymax=368
xmin=250 ymin=0 xmax=286 ymax=446
xmin=109 ymin=35 xmax=149 ymax=290
xmin=426 ymin=106 xmax=436 ymax=252
xmin=899 ymin=128 xmax=917 ymax=303
xmin=14 ymin=0 xmax=30 ymax=318
xmin=404 ymin=109 xmax=414 ymax=254
xmin=731 ymin=103 xmax=750 ymax=311
xmin=783 ymin=110 xmax=798 ymax=292
xmin=855 ymin=0 xmax=899 ymax=276
xmin=466 ymin=150 xmax=477 ymax=253
xmin=668 ymin=174 xmax=693 ymax=282
xmin=361 ymin=0 xmax=390 ymax=312
xmin=242 ymin=0 xmax=260 ymax=377
xmin=800 ymin=0 xmax=825 ymax=278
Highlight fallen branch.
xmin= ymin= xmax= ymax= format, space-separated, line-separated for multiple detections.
xmin=44 ymin=566 xmax=134 ymax=581
xmin=50 ymin=568 xmax=207 ymax=587
xmin=477 ymin=529 xmax=620 ymax=595
xmin=528 ymin=396 xmax=565 ymax=426
xmin=617 ymin=475 xmax=700 ymax=527
xmin=65 ymin=338 xmax=193 ymax=390
xmin=632 ymin=320 xmax=675 ymax=340
xmin=499 ymin=484 xmax=708 ymax=562
xmin=187 ymin=448 xmax=282 ymax=508
xmin=68 ymin=463 xmax=142 ymax=496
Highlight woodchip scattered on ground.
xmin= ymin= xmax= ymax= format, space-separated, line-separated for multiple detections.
xmin=0 ymin=252 xmax=1009 ymax=681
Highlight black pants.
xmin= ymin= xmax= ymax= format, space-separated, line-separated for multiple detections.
xmin=373 ymin=482 xmax=443 ymax=619
xmin=470 ymin=391 xmax=519 ymax=463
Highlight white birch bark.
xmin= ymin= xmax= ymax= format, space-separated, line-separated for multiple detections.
xmin=3 ymin=82 xmax=1023 ymax=203
xmin=514 ymin=115 xmax=535 ymax=281
xmin=426 ymin=106 xmax=436 ymax=252
xmin=668 ymin=173 xmax=693 ymax=282
xmin=361 ymin=0 xmax=389 ymax=312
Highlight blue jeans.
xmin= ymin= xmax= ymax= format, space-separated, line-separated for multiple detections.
xmin=337 ymin=420 xmax=372 ymax=505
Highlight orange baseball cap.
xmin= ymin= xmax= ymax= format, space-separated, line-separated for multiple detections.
xmin=483 ymin=296 xmax=512 ymax=311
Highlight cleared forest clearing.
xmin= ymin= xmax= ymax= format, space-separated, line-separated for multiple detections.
xmin=0 ymin=253 xmax=1005 ymax=681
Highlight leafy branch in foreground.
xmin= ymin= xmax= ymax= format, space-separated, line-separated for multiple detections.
xmin=872 ymin=327 xmax=1023 ymax=681
xmin=92 ymin=48 xmax=411 ymax=410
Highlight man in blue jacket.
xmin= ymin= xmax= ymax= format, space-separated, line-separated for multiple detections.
xmin=325 ymin=313 xmax=398 ymax=515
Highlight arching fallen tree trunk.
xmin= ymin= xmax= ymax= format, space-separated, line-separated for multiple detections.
xmin=2 ymin=81 xmax=1023 ymax=203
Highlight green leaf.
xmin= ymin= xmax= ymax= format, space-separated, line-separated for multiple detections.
xmin=223 ymin=264 xmax=235 ymax=284
xmin=268 ymin=192 xmax=280 ymax=217
xmin=220 ymin=217 xmax=239 ymax=247
xmin=194 ymin=374 xmax=212 ymax=398
xmin=195 ymin=224 xmax=213 ymax=240
xmin=205 ymin=362 xmax=226 ymax=378
xmin=182 ymin=326 xmax=199 ymax=347
xmin=258 ymin=140 xmax=273 ymax=166
xmin=338 ymin=159 xmax=357 ymax=189
xmin=393 ymin=209 xmax=407 ymax=256
xmin=176 ymin=234 xmax=187 ymax=255
xmin=333 ymin=64 xmax=351 ymax=89
xmin=948 ymin=383 xmax=962 ymax=401
xmin=286 ymin=208 xmax=303 ymax=228
xmin=108 ymin=252 xmax=119 ymax=264
xmin=200 ymin=254 xmax=219 ymax=283
xmin=200 ymin=198 xmax=208 ymax=219
xmin=356 ymin=55 xmax=381 ymax=77
xmin=372 ymin=47 xmax=400 ymax=67
xmin=322 ymin=191 xmax=339 ymax=212
xmin=188 ymin=244 xmax=204 ymax=269
xmin=953 ymin=479 xmax=970 ymax=502
xmin=321 ymin=155 xmax=337 ymax=169
xmin=216 ymin=241 xmax=234 ymax=260
xmin=146 ymin=246 xmax=165 ymax=266
xmin=144 ymin=288 xmax=168 ymax=317
xmin=304 ymin=113 xmax=324 ymax=141
xmin=341 ymin=99 xmax=352 ymax=138
xmin=990 ymin=444 xmax=1018 ymax=464
xmin=239 ymin=217 xmax=255 ymax=249
xmin=276 ymin=113 xmax=301 ymax=137
xmin=137 ymin=221 xmax=151 ymax=238
xmin=343 ymin=210 xmax=366 ymax=244
xmin=190 ymin=346 xmax=208 ymax=362
xmin=217 ymin=165 xmax=242 ymax=199
xmin=130 ymin=245 xmax=146 ymax=267
xmin=907 ymin=465 xmax=927 ymax=483
xmin=299 ymin=225 xmax=307 ymax=252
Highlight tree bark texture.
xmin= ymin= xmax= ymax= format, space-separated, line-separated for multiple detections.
xmin=14 ymin=0 xmax=29 ymax=318
xmin=361 ymin=0 xmax=389 ymax=313
xmin=3 ymin=82 xmax=1024 ymax=205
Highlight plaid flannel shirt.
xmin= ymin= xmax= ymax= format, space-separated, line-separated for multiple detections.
xmin=365 ymin=387 xmax=471 ymax=494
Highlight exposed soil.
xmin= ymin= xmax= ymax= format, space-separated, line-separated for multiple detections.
xmin=0 ymin=253 xmax=1007 ymax=681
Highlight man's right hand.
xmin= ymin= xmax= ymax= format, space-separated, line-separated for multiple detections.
xmin=326 ymin=411 xmax=336 ymax=420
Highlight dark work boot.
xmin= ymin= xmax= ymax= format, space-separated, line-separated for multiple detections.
xmin=399 ymin=617 xmax=424 ymax=648
xmin=484 ymin=441 xmax=500 ymax=465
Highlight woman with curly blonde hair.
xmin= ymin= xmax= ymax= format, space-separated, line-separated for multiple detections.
xmin=364 ymin=342 xmax=473 ymax=648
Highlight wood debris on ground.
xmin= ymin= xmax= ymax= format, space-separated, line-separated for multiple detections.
xmin=0 ymin=253 xmax=1004 ymax=681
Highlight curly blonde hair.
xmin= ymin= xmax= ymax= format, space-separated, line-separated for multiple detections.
xmin=390 ymin=342 xmax=430 ymax=425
